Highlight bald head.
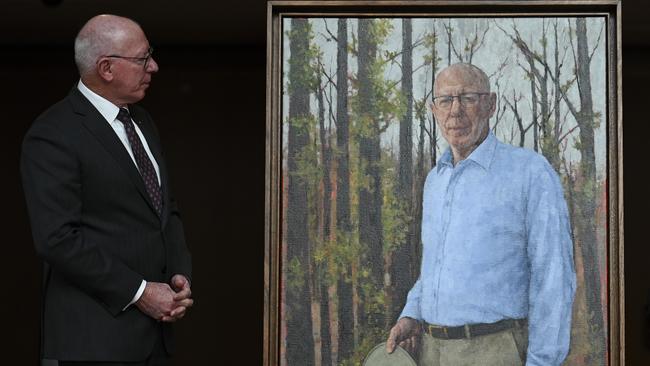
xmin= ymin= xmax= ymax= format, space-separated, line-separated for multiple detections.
xmin=431 ymin=62 xmax=496 ymax=163
xmin=74 ymin=15 xmax=143 ymax=76
xmin=434 ymin=63 xmax=490 ymax=97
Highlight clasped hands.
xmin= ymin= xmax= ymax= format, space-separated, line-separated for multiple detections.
xmin=135 ymin=274 xmax=193 ymax=322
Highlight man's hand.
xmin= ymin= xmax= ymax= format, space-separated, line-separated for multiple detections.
xmin=386 ymin=317 xmax=422 ymax=357
xmin=135 ymin=282 xmax=178 ymax=321
xmin=161 ymin=274 xmax=193 ymax=322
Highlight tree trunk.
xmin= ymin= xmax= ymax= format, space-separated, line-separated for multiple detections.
xmin=539 ymin=23 xmax=561 ymax=171
xmin=335 ymin=18 xmax=354 ymax=362
xmin=316 ymin=77 xmax=332 ymax=366
xmin=388 ymin=17 xmax=415 ymax=324
xmin=553 ymin=20 xmax=562 ymax=156
xmin=574 ymin=17 xmax=605 ymax=366
xmin=430 ymin=22 xmax=438 ymax=168
xmin=308 ymin=236 xmax=323 ymax=366
xmin=527 ymin=58 xmax=538 ymax=152
xmin=286 ymin=18 xmax=315 ymax=366
xmin=326 ymin=283 xmax=339 ymax=366
xmin=357 ymin=18 xmax=384 ymax=329
xmin=446 ymin=19 xmax=452 ymax=66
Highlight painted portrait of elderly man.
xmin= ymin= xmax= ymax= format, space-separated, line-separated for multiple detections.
xmin=278 ymin=16 xmax=609 ymax=366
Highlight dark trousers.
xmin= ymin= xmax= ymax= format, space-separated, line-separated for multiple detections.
xmin=55 ymin=331 xmax=170 ymax=366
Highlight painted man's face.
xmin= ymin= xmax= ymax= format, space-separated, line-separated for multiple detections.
xmin=432 ymin=67 xmax=496 ymax=154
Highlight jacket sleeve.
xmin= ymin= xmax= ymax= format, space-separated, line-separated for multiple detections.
xmin=165 ymin=195 xmax=192 ymax=284
xmin=21 ymin=121 xmax=144 ymax=316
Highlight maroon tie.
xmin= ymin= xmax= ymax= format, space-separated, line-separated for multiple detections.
xmin=116 ymin=108 xmax=163 ymax=215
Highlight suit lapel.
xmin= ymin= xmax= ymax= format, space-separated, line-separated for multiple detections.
xmin=68 ymin=88 xmax=160 ymax=218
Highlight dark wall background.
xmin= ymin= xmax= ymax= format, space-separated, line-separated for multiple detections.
xmin=1 ymin=1 xmax=266 ymax=365
xmin=0 ymin=0 xmax=648 ymax=364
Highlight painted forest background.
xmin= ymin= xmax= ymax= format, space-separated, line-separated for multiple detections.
xmin=280 ymin=17 xmax=608 ymax=366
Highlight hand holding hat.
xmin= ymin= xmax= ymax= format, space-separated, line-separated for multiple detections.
xmin=386 ymin=317 xmax=422 ymax=356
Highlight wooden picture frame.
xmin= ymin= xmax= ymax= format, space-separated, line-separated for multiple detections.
xmin=266 ymin=1 xmax=623 ymax=365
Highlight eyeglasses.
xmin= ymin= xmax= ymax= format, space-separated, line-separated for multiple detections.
xmin=105 ymin=47 xmax=154 ymax=69
xmin=432 ymin=92 xmax=490 ymax=109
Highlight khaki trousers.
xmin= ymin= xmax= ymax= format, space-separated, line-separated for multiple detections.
xmin=418 ymin=325 xmax=528 ymax=366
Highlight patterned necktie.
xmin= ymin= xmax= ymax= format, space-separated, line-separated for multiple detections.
xmin=116 ymin=108 xmax=163 ymax=215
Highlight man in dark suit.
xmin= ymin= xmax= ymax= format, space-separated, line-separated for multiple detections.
xmin=21 ymin=14 xmax=193 ymax=366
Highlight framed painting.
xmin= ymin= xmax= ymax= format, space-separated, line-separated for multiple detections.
xmin=265 ymin=1 xmax=623 ymax=365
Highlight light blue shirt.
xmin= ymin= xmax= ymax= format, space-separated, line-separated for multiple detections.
xmin=400 ymin=131 xmax=576 ymax=366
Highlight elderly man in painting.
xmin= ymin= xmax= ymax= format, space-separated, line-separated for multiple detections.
xmin=385 ymin=63 xmax=576 ymax=366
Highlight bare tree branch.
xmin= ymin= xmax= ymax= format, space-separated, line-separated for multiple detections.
xmin=317 ymin=59 xmax=338 ymax=90
xmin=588 ymin=20 xmax=605 ymax=64
xmin=559 ymin=124 xmax=579 ymax=143
xmin=443 ymin=20 xmax=463 ymax=62
xmin=468 ymin=21 xmax=491 ymax=64
xmin=322 ymin=19 xmax=338 ymax=42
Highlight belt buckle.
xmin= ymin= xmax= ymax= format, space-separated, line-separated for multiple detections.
xmin=427 ymin=324 xmax=449 ymax=339
xmin=464 ymin=324 xmax=472 ymax=338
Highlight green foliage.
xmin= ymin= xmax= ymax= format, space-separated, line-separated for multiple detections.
xmin=579 ymin=175 xmax=597 ymax=203
xmin=539 ymin=35 xmax=548 ymax=48
xmin=592 ymin=111 xmax=602 ymax=130
xmin=352 ymin=114 xmax=377 ymax=141
xmin=373 ymin=70 xmax=407 ymax=123
xmin=422 ymin=53 xmax=442 ymax=66
xmin=287 ymin=115 xmax=313 ymax=134
xmin=523 ymin=70 xmax=534 ymax=81
xmin=421 ymin=28 xmax=442 ymax=66
xmin=383 ymin=49 xmax=399 ymax=62
xmin=348 ymin=18 xmax=404 ymax=146
xmin=380 ymin=153 xmax=412 ymax=256
xmin=572 ymin=138 xmax=583 ymax=153
xmin=414 ymin=98 xmax=430 ymax=121
xmin=349 ymin=31 xmax=358 ymax=56
xmin=339 ymin=326 xmax=388 ymax=366
xmin=423 ymin=31 xmax=439 ymax=49
xmin=352 ymin=154 xmax=373 ymax=193
xmin=286 ymin=20 xmax=320 ymax=95
xmin=370 ymin=19 xmax=393 ymax=43
xmin=291 ymin=124 xmax=323 ymax=187
xmin=324 ymin=231 xmax=362 ymax=284
xmin=560 ymin=79 xmax=576 ymax=95
xmin=286 ymin=256 xmax=305 ymax=296
xmin=336 ymin=281 xmax=390 ymax=366
xmin=463 ymin=37 xmax=472 ymax=53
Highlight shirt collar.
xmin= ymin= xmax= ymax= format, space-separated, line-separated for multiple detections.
xmin=77 ymin=80 xmax=125 ymax=124
xmin=436 ymin=130 xmax=498 ymax=172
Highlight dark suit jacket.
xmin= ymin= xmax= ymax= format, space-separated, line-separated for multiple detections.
xmin=20 ymin=87 xmax=192 ymax=362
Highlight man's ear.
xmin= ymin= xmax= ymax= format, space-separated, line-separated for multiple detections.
xmin=96 ymin=58 xmax=114 ymax=82
xmin=430 ymin=100 xmax=442 ymax=122
xmin=485 ymin=92 xmax=497 ymax=118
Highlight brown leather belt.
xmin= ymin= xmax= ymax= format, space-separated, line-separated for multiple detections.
xmin=423 ymin=318 xmax=526 ymax=340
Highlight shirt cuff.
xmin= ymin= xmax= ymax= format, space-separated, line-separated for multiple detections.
xmin=122 ymin=279 xmax=147 ymax=311
xmin=399 ymin=303 xmax=421 ymax=321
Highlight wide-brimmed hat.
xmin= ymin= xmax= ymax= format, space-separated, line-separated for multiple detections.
xmin=363 ymin=342 xmax=417 ymax=366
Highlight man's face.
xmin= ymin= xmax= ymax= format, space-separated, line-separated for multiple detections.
xmin=431 ymin=68 xmax=496 ymax=153
xmin=109 ymin=28 xmax=159 ymax=105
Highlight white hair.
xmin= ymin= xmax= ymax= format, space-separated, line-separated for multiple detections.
xmin=73 ymin=15 xmax=136 ymax=76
